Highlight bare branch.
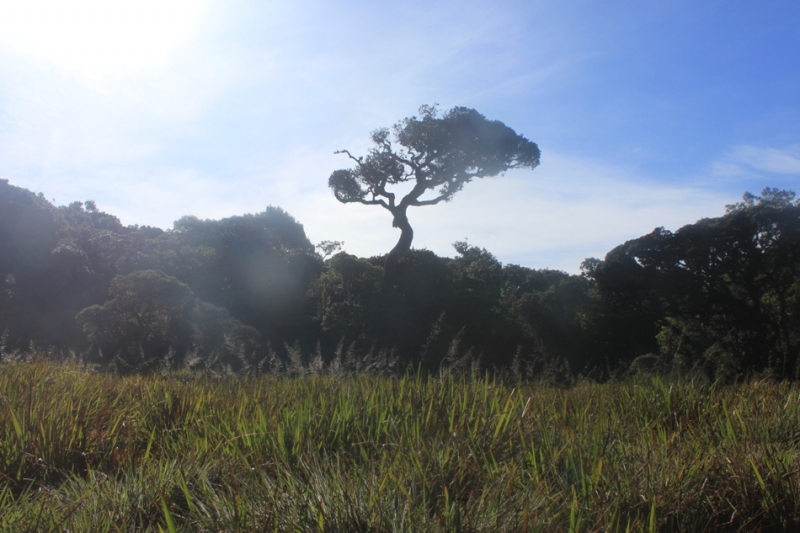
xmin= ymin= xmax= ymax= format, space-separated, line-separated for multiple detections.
xmin=365 ymin=184 xmax=395 ymax=207
xmin=334 ymin=149 xmax=363 ymax=165
xmin=351 ymin=197 xmax=390 ymax=209
xmin=410 ymin=193 xmax=450 ymax=207
xmin=372 ymin=187 xmax=396 ymax=207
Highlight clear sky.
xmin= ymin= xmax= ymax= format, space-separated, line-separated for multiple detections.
xmin=0 ymin=0 xmax=798 ymax=272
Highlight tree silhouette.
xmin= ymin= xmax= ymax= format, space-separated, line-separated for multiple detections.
xmin=328 ymin=105 xmax=540 ymax=279
xmin=585 ymin=189 xmax=800 ymax=378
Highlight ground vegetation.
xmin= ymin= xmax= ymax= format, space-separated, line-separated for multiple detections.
xmin=1 ymin=360 xmax=798 ymax=531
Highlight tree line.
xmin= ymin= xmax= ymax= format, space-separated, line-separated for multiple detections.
xmin=1 ymin=178 xmax=798 ymax=379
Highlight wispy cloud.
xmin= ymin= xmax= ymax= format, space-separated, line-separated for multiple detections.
xmin=408 ymin=153 xmax=733 ymax=272
xmin=713 ymin=145 xmax=800 ymax=177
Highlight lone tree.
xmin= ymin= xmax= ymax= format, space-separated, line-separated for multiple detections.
xmin=328 ymin=105 xmax=540 ymax=278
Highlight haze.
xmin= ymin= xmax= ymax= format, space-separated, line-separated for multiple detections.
xmin=0 ymin=0 xmax=798 ymax=272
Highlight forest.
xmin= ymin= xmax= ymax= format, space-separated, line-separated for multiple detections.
xmin=2 ymin=177 xmax=799 ymax=381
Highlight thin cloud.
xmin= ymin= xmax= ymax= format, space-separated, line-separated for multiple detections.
xmin=713 ymin=145 xmax=800 ymax=177
xmin=408 ymin=152 xmax=732 ymax=272
xmin=731 ymin=145 xmax=800 ymax=175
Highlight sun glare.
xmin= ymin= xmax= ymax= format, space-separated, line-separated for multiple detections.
xmin=0 ymin=0 xmax=210 ymax=77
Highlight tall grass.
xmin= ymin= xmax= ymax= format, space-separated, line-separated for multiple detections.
xmin=1 ymin=360 xmax=799 ymax=531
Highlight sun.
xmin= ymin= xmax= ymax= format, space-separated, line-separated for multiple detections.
xmin=0 ymin=0 xmax=211 ymax=77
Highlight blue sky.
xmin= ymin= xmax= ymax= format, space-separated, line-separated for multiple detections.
xmin=0 ymin=0 xmax=798 ymax=272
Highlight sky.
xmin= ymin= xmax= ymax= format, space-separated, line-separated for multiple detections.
xmin=0 ymin=0 xmax=798 ymax=273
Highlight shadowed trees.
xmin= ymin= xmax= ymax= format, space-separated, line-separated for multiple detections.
xmin=0 ymin=178 xmax=320 ymax=363
xmin=328 ymin=105 xmax=540 ymax=280
xmin=585 ymin=188 xmax=800 ymax=379
xmin=76 ymin=270 xmax=260 ymax=372
xmin=307 ymin=243 xmax=601 ymax=377
xmin=5 ymin=174 xmax=800 ymax=381
xmin=163 ymin=208 xmax=321 ymax=339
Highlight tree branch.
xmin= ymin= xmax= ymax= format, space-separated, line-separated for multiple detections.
xmin=371 ymin=184 xmax=396 ymax=207
xmin=387 ymin=151 xmax=421 ymax=174
xmin=409 ymin=193 xmax=450 ymax=207
xmin=334 ymin=149 xmax=363 ymax=166
xmin=351 ymin=197 xmax=391 ymax=209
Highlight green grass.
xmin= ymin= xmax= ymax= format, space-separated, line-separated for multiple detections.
xmin=1 ymin=360 xmax=799 ymax=531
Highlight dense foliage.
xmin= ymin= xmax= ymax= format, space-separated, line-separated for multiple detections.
xmin=1 ymin=178 xmax=799 ymax=379
xmin=585 ymin=187 xmax=800 ymax=380
xmin=0 ymin=179 xmax=321 ymax=371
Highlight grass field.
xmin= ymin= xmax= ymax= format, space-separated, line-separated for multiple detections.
xmin=1 ymin=360 xmax=799 ymax=532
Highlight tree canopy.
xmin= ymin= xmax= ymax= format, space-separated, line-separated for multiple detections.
xmin=328 ymin=106 xmax=540 ymax=276
xmin=3 ymin=177 xmax=800 ymax=381
xmin=76 ymin=270 xmax=261 ymax=372
xmin=585 ymin=188 xmax=800 ymax=379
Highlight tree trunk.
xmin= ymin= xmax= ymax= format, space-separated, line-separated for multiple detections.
xmin=383 ymin=207 xmax=413 ymax=288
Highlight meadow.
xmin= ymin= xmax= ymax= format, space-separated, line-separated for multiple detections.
xmin=1 ymin=360 xmax=799 ymax=532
